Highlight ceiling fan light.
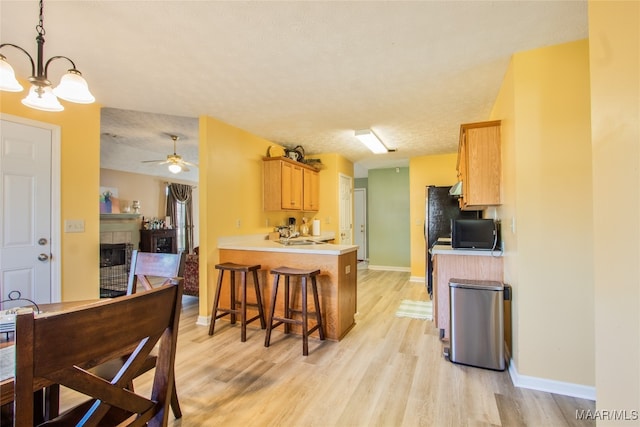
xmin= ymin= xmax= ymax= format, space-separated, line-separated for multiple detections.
xmin=0 ymin=56 xmax=24 ymax=92
xmin=22 ymin=85 xmax=64 ymax=112
xmin=52 ymin=70 xmax=95 ymax=104
xmin=168 ymin=163 xmax=182 ymax=174
xmin=355 ymin=129 xmax=388 ymax=154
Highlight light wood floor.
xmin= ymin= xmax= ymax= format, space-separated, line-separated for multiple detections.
xmin=62 ymin=268 xmax=595 ymax=426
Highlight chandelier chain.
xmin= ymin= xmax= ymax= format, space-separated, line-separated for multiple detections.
xmin=36 ymin=0 xmax=45 ymax=36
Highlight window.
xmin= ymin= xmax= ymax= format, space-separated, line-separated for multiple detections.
xmin=174 ymin=199 xmax=186 ymax=253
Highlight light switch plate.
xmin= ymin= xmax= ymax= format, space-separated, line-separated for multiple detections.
xmin=64 ymin=219 xmax=85 ymax=233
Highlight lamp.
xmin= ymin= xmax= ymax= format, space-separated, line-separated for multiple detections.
xmin=0 ymin=0 xmax=94 ymax=112
xmin=355 ymin=129 xmax=389 ymax=154
xmin=168 ymin=163 xmax=182 ymax=174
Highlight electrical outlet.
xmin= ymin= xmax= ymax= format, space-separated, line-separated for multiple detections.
xmin=64 ymin=219 xmax=85 ymax=233
xmin=236 ymin=219 xmax=241 ymax=228
xmin=345 ymin=265 xmax=351 ymax=274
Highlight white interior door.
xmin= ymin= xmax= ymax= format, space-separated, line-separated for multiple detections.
xmin=338 ymin=174 xmax=352 ymax=245
xmin=1 ymin=115 xmax=60 ymax=308
xmin=354 ymin=188 xmax=367 ymax=260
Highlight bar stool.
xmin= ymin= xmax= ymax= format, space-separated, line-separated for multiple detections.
xmin=209 ymin=262 xmax=266 ymax=342
xmin=264 ymin=266 xmax=325 ymax=356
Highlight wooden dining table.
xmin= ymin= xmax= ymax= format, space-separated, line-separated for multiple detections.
xmin=0 ymin=299 xmax=107 ymax=410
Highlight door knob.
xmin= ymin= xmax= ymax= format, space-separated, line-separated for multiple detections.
xmin=38 ymin=253 xmax=49 ymax=262
xmin=38 ymin=238 xmax=48 ymax=245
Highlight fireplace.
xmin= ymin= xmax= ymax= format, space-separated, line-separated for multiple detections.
xmin=99 ymin=243 xmax=133 ymax=298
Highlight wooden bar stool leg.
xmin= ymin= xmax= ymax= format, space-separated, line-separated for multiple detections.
xmin=240 ymin=270 xmax=247 ymax=342
xmin=265 ymin=273 xmax=280 ymax=347
xmin=209 ymin=269 xmax=225 ymax=335
xmin=301 ymin=275 xmax=309 ymax=356
xmin=283 ymin=276 xmax=291 ymax=334
xmin=229 ymin=271 xmax=237 ymax=325
xmin=312 ymin=275 xmax=325 ymax=341
xmin=253 ymin=269 xmax=266 ymax=329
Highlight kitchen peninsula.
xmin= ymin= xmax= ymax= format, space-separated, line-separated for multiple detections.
xmin=218 ymin=235 xmax=358 ymax=341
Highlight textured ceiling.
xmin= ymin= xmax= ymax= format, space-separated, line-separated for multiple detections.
xmin=1 ymin=1 xmax=588 ymax=180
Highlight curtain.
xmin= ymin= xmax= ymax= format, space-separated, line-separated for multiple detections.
xmin=166 ymin=183 xmax=194 ymax=253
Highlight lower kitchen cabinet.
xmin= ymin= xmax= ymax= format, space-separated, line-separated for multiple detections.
xmin=432 ymin=252 xmax=503 ymax=341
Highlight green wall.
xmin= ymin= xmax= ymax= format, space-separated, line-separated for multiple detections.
xmin=367 ymin=168 xmax=410 ymax=268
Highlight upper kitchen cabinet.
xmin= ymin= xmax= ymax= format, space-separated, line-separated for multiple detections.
xmin=263 ymin=157 xmax=319 ymax=212
xmin=456 ymin=120 xmax=502 ymax=210
xmin=302 ymin=168 xmax=320 ymax=211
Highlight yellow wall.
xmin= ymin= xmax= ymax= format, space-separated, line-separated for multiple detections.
xmin=0 ymin=86 xmax=101 ymax=301
xmin=589 ymin=0 xmax=640 ymax=414
xmin=314 ymin=153 xmax=354 ymax=243
xmin=199 ymin=115 xmax=275 ymax=319
xmin=100 ymin=168 xmax=171 ymax=219
xmin=408 ymin=153 xmax=458 ymax=278
xmin=493 ymin=40 xmax=594 ymax=386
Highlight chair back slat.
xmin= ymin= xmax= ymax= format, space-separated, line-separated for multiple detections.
xmin=14 ymin=282 xmax=183 ymax=427
xmin=127 ymin=250 xmax=184 ymax=294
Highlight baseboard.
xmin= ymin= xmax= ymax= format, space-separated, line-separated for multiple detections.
xmin=508 ymin=359 xmax=596 ymax=401
xmin=196 ymin=315 xmax=210 ymax=326
xmin=367 ymin=265 xmax=411 ymax=272
xmin=409 ymin=275 xmax=425 ymax=283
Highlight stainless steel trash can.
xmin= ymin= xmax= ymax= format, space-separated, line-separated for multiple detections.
xmin=447 ymin=278 xmax=509 ymax=371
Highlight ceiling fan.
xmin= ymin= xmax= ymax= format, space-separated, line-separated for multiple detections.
xmin=142 ymin=134 xmax=197 ymax=174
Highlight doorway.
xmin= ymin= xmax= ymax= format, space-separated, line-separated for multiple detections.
xmin=354 ymin=188 xmax=367 ymax=261
xmin=0 ymin=114 xmax=61 ymax=307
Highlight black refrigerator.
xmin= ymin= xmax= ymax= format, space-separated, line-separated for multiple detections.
xmin=425 ymin=186 xmax=480 ymax=297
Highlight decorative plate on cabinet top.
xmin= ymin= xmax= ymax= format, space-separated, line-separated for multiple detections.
xmin=267 ymin=145 xmax=285 ymax=158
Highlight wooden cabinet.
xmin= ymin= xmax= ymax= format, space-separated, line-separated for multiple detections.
xmin=457 ymin=120 xmax=501 ymax=210
xmin=264 ymin=157 xmax=319 ymax=212
xmin=432 ymin=252 xmax=503 ymax=340
xmin=303 ymin=168 xmax=320 ymax=211
xmin=139 ymin=229 xmax=177 ymax=254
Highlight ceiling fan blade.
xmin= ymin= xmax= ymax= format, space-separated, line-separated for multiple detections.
xmin=180 ymin=160 xmax=198 ymax=168
xmin=141 ymin=159 xmax=166 ymax=164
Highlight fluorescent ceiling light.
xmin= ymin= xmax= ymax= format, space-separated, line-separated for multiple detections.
xmin=355 ymin=129 xmax=388 ymax=154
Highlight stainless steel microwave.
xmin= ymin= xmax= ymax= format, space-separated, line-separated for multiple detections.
xmin=451 ymin=219 xmax=500 ymax=250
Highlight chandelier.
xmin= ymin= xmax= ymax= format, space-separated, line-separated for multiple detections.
xmin=0 ymin=0 xmax=94 ymax=112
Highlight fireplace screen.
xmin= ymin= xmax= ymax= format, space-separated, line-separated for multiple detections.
xmin=99 ymin=243 xmax=133 ymax=297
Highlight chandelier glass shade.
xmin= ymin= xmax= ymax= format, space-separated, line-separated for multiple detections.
xmin=0 ymin=0 xmax=94 ymax=111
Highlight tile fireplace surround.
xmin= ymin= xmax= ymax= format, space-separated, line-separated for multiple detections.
xmin=100 ymin=213 xmax=141 ymax=248
xmin=99 ymin=214 xmax=141 ymax=297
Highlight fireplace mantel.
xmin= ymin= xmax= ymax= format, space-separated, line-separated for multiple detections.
xmin=100 ymin=214 xmax=141 ymax=220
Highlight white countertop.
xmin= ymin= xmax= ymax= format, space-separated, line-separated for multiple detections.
xmin=218 ymin=233 xmax=358 ymax=256
xmin=430 ymin=244 xmax=503 ymax=257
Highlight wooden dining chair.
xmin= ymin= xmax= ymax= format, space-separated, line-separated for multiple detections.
xmin=110 ymin=250 xmax=185 ymax=419
xmin=13 ymin=283 xmax=183 ymax=426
